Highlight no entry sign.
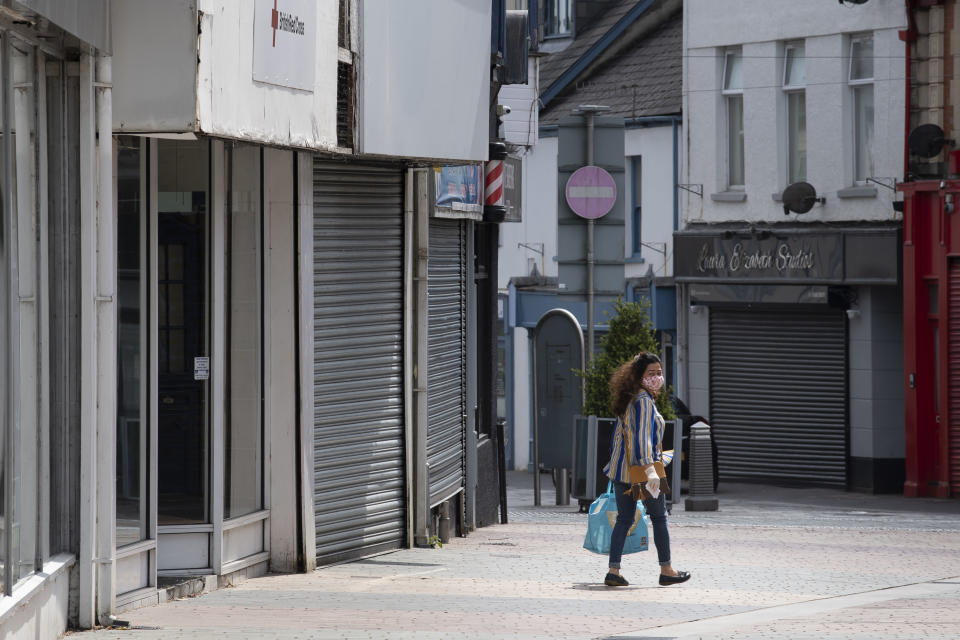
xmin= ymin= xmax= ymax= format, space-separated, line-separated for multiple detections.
xmin=565 ymin=166 xmax=617 ymax=219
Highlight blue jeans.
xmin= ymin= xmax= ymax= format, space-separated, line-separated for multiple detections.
xmin=608 ymin=480 xmax=671 ymax=569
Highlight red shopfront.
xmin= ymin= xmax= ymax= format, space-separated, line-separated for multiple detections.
xmin=899 ymin=181 xmax=960 ymax=498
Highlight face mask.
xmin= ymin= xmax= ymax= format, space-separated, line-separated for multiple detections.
xmin=643 ymin=375 xmax=664 ymax=393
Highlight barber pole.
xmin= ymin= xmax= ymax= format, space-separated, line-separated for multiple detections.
xmin=485 ymin=158 xmax=504 ymax=207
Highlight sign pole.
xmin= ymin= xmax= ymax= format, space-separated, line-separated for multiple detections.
xmin=585 ymin=111 xmax=595 ymax=367
xmin=572 ymin=104 xmax=609 ymax=366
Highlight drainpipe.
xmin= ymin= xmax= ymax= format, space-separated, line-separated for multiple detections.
xmin=900 ymin=1 xmax=917 ymax=176
xmin=1 ymin=33 xmax=19 ymax=600
xmin=77 ymin=49 xmax=97 ymax=630
xmin=672 ymin=118 xmax=679 ymax=232
xmin=94 ymin=53 xmax=116 ymax=626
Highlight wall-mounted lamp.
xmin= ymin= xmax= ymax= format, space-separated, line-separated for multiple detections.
xmin=845 ymin=309 xmax=861 ymax=320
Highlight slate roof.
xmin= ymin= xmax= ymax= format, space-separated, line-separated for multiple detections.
xmin=540 ymin=9 xmax=682 ymax=125
xmin=538 ymin=0 xmax=639 ymax=94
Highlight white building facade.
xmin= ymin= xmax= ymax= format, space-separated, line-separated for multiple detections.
xmin=676 ymin=0 xmax=907 ymax=492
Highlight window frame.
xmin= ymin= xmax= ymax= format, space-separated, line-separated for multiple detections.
xmin=782 ymin=42 xmax=806 ymax=184
xmin=848 ymin=34 xmax=875 ymax=184
xmin=631 ymin=155 xmax=642 ymax=258
xmin=543 ymin=0 xmax=572 ymax=38
xmin=722 ymin=49 xmax=745 ymax=190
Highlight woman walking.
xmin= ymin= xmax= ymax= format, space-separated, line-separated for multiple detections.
xmin=603 ymin=352 xmax=690 ymax=587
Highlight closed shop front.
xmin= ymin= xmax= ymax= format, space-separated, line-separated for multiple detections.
xmin=900 ymin=182 xmax=960 ymax=498
xmin=676 ymin=225 xmax=901 ymax=491
xmin=709 ymin=307 xmax=847 ymax=486
xmin=427 ymin=218 xmax=467 ymax=506
xmin=312 ymin=161 xmax=407 ymax=563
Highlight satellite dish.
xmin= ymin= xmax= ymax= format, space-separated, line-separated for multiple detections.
xmin=782 ymin=182 xmax=825 ymax=215
xmin=908 ymin=123 xmax=953 ymax=158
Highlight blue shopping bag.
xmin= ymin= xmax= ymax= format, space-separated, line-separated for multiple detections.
xmin=583 ymin=481 xmax=648 ymax=555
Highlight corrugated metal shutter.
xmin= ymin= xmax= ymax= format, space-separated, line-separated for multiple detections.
xmin=427 ymin=218 xmax=466 ymax=506
xmin=313 ymin=161 xmax=406 ymax=564
xmin=948 ymin=261 xmax=960 ymax=495
xmin=709 ymin=307 xmax=847 ymax=487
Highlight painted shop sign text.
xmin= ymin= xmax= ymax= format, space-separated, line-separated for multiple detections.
xmin=697 ymin=242 xmax=816 ymax=274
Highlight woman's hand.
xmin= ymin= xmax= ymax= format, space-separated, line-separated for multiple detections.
xmin=645 ymin=466 xmax=660 ymax=497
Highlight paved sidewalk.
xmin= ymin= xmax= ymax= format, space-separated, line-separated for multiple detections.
xmin=72 ymin=472 xmax=960 ymax=639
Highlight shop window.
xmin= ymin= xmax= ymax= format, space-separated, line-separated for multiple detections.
xmin=157 ymin=139 xmax=210 ymax=526
xmin=849 ymin=34 xmax=874 ymax=183
xmin=224 ymin=144 xmax=263 ymax=520
xmin=783 ymin=42 xmax=806 ymax=184
xmin=722 ymin=49 xmax=744 ymax=188
xmin=116 ymin=136 xmax=149 ymax=548
xmin=1 ymin=37 xmax=40 ymax=588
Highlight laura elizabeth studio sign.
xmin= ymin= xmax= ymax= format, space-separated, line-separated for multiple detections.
xmin=677 ymin=234 xmax=842 ymax=280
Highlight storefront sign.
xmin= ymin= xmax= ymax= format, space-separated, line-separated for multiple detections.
xmin=253 ymin=0 xmax=316 ymax=91
xmin=675 ymin=233 xmax=843 ymax=282
xmin=435 ymin=165 xmax=483 ymax=212
xmin=502 ymin=156 xmax=522 ymax=222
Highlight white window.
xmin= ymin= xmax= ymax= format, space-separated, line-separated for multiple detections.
xmin=722 ymin=49 xmax=745 ymax=188
xmin=849 ymin=34 xmax=874 ymax=183
xmin=544 ymin=0 xmax=571 ymax=37
xmin=783 ymin=43 xmax=806 ymax=184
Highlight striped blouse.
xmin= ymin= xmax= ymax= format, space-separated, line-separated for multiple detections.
xmin=603 ymin=390 xmax=669 ymax=484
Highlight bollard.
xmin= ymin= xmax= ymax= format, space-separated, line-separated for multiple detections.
xmin=684 ymin=422 xmax=719 ymax=511
xmin=438 ymin=501 xmax=451 ymax=543
xmin=554 ymin=467 xmax=570 ymax=505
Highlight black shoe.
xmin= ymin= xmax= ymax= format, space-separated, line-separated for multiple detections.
xmin=658 ymin=571 xmax=691 ymax=586
xmin=604 ymin=572 xmax=629 ymax=587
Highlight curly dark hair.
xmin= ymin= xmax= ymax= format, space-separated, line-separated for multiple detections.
xmin=609 ymin=352 xmax=661 ymax=417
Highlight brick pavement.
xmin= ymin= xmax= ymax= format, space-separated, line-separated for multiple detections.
xmin=70 ymin=473 xmax=960 ymax=640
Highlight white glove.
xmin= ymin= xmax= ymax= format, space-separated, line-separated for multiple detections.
xmin=645 ymin=467 xmax=660 ymax=499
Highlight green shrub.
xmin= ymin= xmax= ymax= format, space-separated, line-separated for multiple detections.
xmin=577 ymin=297 xmax=676 ymax=420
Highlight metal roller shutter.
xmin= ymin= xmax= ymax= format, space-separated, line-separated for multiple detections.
xmin=949 ymin=261 xmax=960 ymax=495
xmin=709 ymin=307 xmax=847 ymax=487
xmin=427 ymin=218 xmax=466 ymax=506
xmin=313 ymin=161 xmax=406 ymax=563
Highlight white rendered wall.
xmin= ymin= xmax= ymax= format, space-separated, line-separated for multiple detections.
xmin=359 ymin=0 xmax=490 ymax=162
xmin=498 ymin=135 xmax=559 ymax=287
xmin=625 ymin=125 xmax=678 ymax=280
xmin=686 ymin=0 xmax=906 ymax=49
xmin=0 ymin=557 xmax=71 ymax=640
xmin=196 ymin=0 xmax=339 ymax=150
xmin=682 ymin=0 xmax=906 ymax=226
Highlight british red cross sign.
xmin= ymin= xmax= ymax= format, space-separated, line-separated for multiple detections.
xmin=565 ymin=166 xmax=617 ymax=219
xmin=253 ymin=0 xmax=315 ymax=91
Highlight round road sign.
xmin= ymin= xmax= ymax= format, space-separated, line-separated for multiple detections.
xmin=565 ymin=166 xmax=617 ymax=219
